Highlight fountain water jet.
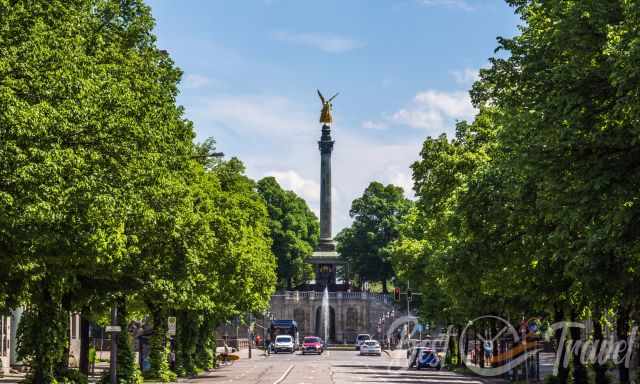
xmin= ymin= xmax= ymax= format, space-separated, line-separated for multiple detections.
xmin=322 ymin=287 xmax=329 ymax=343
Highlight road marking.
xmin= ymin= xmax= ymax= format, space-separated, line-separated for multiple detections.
xmin=272 ymin=364 xmax=295 ymax=384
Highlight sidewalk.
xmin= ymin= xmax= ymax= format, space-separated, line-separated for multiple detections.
xmin=0 ymin=372 xmax=24 ymax=384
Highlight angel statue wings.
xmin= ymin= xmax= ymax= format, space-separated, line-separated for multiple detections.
xmin=317 ymin=90 xmax=339 ymax=124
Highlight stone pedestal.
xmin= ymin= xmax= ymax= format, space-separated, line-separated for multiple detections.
xmin=269 ymin=291 xmax=394 ymax=343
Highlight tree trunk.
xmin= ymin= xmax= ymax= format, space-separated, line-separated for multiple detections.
xmin=570 ymin=311 xmax=588 ymax=384
xmin=617 ymin=305 xmax=630 ymax=383
xmin=79 ymin=313 xmax=91 ymax=375
xmin=458 ymin=325 xmax=465 ymax=367
xmin=593 ymin=308 xmax=608 ymax=384
xmin=26 ymin=284 xmax=69 ymax=384
xmin=382 ymin=280 xmax=388 ymax=294
xmin=55 ymin=293 xmax=72 ymax=376
xmin=117 ymin=296 xmax=140 ymax=382
xmin=144 ymin=303 xmax=174 ymax=381
xmin=175 ymin=310 xmax=198 ymax=377
xmin=554 ymin=307 xmax=570 ymax=384
xmin=196 ymin=315 xmax=214 ymax=371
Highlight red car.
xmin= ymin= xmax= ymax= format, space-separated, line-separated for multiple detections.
xmin=302 ymin=336 xmax=324 ymax=355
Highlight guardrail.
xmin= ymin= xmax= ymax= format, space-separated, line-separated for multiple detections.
xmin=216 ymin=338 xmax=250 ymax=350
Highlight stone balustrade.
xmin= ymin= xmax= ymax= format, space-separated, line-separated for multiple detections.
xmin=276 ymin=291 xmax=393 ymax=305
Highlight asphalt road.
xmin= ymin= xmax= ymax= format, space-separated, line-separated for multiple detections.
xmin=188 ymin=350 xmax=503 ymax=384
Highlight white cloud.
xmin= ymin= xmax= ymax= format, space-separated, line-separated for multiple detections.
xmin=419 ymin=0 xmax=474 ymax=11
xmin=362 ymin=120 xmax=388 ymax=130
xmin=195 ymin=95 xmax=315 ymax=138
xmin=391 ymin=90 xmax=476 ymax=135
xmin=450 ymin=68 xmax=480 ymax=86
xmin=183 ymin=74 xmax=212 ymax=89
xmin=272 ymin=31 xmax=364 ymax=53
xmin=265 ymin=170 xmax=321 ymax=205
xmin=391 ymin=172 xmax=415 ymax=198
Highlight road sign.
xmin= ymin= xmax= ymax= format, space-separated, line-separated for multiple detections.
xmin=168 ymin=316 xmax=177 ymax=336
xmin=105 ymin=325 xmax=121 ymax=333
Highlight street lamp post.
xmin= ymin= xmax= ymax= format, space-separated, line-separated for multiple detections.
xmin=109 ymin=306 xmax=118 ymax=384
xmin=248 ymin=314 xmax=252 ymax=359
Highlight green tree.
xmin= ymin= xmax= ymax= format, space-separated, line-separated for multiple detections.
xmin=0 ymin=0 xmax=194 ymax=381
xmin=337 ymin=182 xmax=412 ymax=293
xmin=257 ymin=177 xmax=319 ymax=289
xmin=138 ymin=157 xmax=276 ymax=379
xmin=391 ymin=2 xmax=640 ymax=383
xmin=471 ymin=1 xmax=640 ymax=382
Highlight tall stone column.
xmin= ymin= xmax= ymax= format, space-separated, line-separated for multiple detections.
xmin=318 ymin=124 xmax=336 ymax=251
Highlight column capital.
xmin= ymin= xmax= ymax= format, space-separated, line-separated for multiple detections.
xmin=318 ymin=140 xmax=334 ymax=154
xmin=319 ymin=124 xmax=334 ymax=154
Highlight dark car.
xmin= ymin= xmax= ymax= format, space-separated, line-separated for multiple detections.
xmin=408 ymin=347 xmax=442 ymax=370
xmin=302 ymin=336 xmax=324 ymax=354
xmin=355 ymin=334 xmax=371 ymax=350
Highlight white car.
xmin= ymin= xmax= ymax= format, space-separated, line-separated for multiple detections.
xmin=359 ymin=340 xmax=382 ymax=356
xmin=273 ymin=335 xmax=295 ymax=353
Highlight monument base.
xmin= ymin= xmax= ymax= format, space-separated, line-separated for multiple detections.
xmin=316 ymin=238 xmax=337 ymax=252
xmin=308 ymin=239 xmax=343 ymax=292
xmin=308 ymin=250 xmax=341 ymax=263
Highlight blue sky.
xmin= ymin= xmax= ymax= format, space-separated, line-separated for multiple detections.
xmin=146 ymin=0 xmax=520 ymax=232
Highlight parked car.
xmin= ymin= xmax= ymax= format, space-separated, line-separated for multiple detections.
xmin=355 ymin=334 xmax=372 ymax=350
xmin=408 ymin=347 xmax=442 ymax=370
xmin=302 ymin=336 xmax=324 ymax=354
xmin=359 ymin=340 xmax=382 ymax=356
xmin=273 ymin=335 xmax=295 ymax=353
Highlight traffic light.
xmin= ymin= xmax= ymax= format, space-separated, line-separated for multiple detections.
xmin=394 ymin=287 xmax=401 ymax=301
xmin=407 ymin=289 xmax=413 ymax=302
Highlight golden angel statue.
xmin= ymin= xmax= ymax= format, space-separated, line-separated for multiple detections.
xmin=317 ymin=89 xmax=339 ymax=124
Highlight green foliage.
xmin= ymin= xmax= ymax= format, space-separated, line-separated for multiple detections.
xmin=88 ymin=347 xmax=96 ymax=366
xmin=0 ymin=0 xmax=278 ymax=381
xmin=0 ymin=0 xmax=195 ymax=380
xmin=390 ymin=6 xmax=640 ymax=384
xmin=337 ymin=182 xmax=412 ymax=292
xmin=17 ymin=304 xmax=69 ymax=384
xmin=55 ymin=369 xmax=89 ymax=384
xmin=543 ymin=375 xmax=563 ymax=384
xmin=194 ymin=317 xmax=215 ymax=371
xmin=257 ymin=177 xmax=319 ymax=289
xmin=144 ymin=332 xmax=175 ymax=383
xmin=175 ymin=311 xmax=199 ymax=377
xmin=192 ymin=137 xmax=223 ymax=171
xmin=116 ymin=299 xmax=143 ymax=384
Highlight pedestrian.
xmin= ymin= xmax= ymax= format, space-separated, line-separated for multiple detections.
xmin=223 ymin=341 xmax=230 ymax=365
